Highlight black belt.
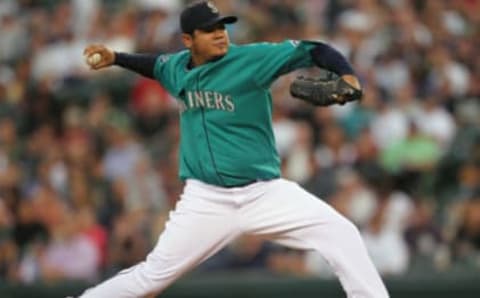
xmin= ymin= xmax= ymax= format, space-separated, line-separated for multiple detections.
xmin=223 ymin=179 xmax=275 ymax=188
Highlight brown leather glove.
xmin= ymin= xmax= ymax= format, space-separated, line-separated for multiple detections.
xmin=290 ymin=75 xmax=363 ymax=106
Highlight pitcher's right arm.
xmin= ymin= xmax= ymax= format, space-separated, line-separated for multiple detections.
xmin=83 ymin=44 xmax=158 ymax=79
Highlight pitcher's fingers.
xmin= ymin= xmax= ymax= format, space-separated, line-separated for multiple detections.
xmin=83 ymin=48 xmax=97 ymax=58
xmin=92 ymin=61 xmax=108 ymax=70
xmin=91 ymin=63 xmax=101 ymax=70
xmin=84 ymin=44 xmax=103 ymax=56
xmin=83 ymin=45 xmax=98 ymax=56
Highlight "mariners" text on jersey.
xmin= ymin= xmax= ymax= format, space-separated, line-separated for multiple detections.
xmin=179 ymin=91 xmax=235 ymax=113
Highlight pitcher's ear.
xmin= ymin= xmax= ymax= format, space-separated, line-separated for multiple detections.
xmin=182 ymin=33 xmax=193 ymax=49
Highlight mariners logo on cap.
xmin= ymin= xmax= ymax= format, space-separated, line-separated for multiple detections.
xmin=207 ymin=1 xmax=219 ymax=13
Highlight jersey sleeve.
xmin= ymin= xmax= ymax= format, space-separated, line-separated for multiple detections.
xmin=250 ymin=40 xmax=317 ymax=88
xmin=153 ymin=53 xmax=178 ymax=95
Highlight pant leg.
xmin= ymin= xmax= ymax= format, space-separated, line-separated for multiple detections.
xmin=80 ymin=186 xmax=239 ymax=298
xmin=241 ymin=179 xmax=389 ymax=298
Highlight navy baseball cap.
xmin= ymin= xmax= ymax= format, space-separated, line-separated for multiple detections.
xmin=180 ymin=1 xmax=237 ymax=34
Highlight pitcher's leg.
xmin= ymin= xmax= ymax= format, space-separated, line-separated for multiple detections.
xmin=80 ymin=196 xmax=238 ymax=298
xmin=243 ymin=179 xmax=389 ymax=298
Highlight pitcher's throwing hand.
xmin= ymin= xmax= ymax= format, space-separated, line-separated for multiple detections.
xmin=83 ymin=45 xmax=115 ymax=69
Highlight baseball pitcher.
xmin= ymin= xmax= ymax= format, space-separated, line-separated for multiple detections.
xmin=79 ymin=1 xmax=388 ymax=297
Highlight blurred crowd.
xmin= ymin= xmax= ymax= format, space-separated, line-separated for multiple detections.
xmin=0 ymin=0 xmax=480 ymax=285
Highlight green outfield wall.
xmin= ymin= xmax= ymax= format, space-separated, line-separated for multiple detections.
xmin=0 ymin=272 xmax=478 ymax=298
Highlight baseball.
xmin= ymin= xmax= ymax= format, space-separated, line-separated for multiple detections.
xmin=87 ymin=53 xmax=102 ymax=65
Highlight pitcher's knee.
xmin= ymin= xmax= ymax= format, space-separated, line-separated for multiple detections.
xmin=332 ymin=215 xmax=362 ymax=241
xmin=141 ymin=253 xmax=187 ymax=291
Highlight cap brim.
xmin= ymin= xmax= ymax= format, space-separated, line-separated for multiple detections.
xmin=218 ymin=16 xmax=238 ymax=24
xmin=199 ymin=15 xmax=238 ymax=29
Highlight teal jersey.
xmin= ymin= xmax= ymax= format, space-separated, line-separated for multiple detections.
xmin=153 ymin=40 xmax=317 ymax=187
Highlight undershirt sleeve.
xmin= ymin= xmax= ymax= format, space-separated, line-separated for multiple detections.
xmin=114 ymin=52 xmax=158 ymax=79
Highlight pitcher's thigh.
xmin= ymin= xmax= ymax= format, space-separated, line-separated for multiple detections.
xmin=243 ymin=179 xmax=388 ymax=298
xmin=243 ymin=179 xmax=351 ymax=244
xmin=81 ymin=198 xmax=238 ymax=298
xmin=142 ymin=199 xmax=239 ymax=287
xmin=243 ymin=179 xmax=368 ymax=275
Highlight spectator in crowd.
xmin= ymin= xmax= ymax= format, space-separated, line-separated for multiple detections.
xmin=361 ymin=178 xmax=413 ymax=276
xmin=451 ymin=191 xmax=480 ymax=262
xmin=404 ymin=199 xmax=447 ymax=271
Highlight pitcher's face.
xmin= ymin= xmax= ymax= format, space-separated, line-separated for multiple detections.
xmin=182 ymin=23 xmax=230 ymax=64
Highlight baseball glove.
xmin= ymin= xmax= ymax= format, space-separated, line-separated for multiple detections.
xmin=290 ymin=75 xmax=363 ymax=106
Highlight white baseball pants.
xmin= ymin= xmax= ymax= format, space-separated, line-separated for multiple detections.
xmin=79 ymin=178 xmax=389 ymax=298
